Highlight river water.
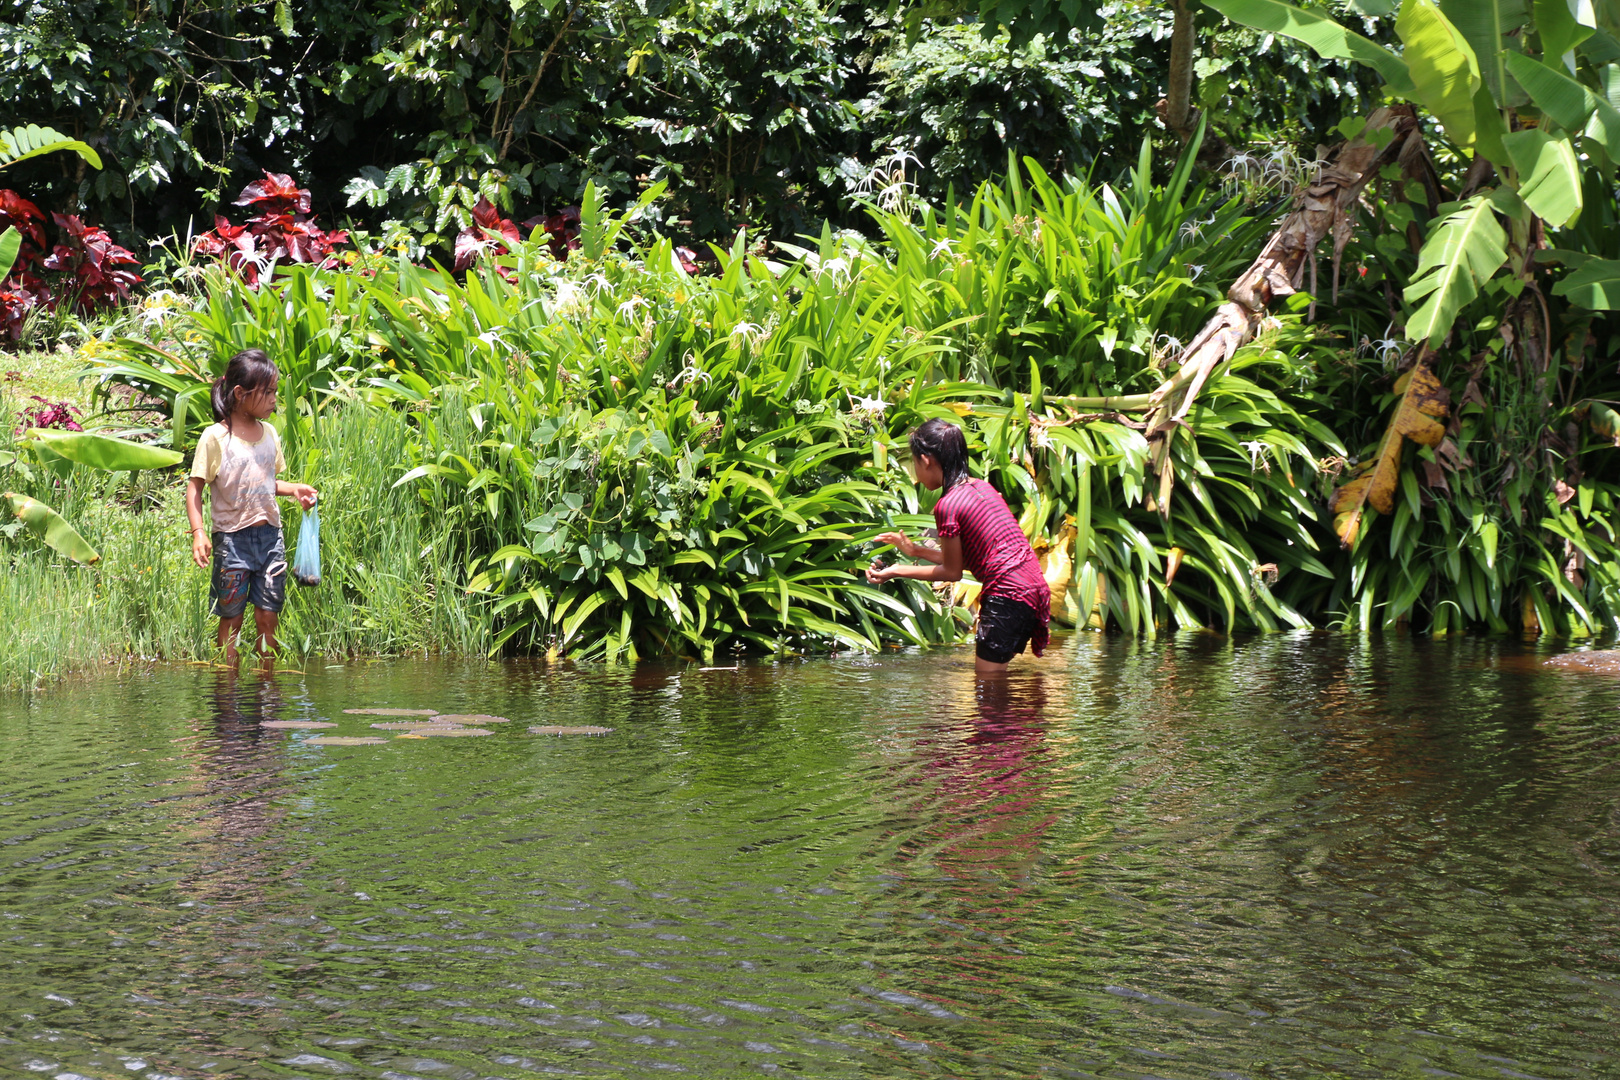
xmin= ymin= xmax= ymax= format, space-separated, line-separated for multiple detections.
xmin=2 ymin=634 xmax=1618 ymax=1079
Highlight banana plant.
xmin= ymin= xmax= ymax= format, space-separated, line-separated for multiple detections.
xmin=2 ymin=430 xmax=182 ymax=564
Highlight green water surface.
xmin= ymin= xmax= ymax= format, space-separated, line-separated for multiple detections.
xmin=2 ymin=634 xmax=1618 ymax=1079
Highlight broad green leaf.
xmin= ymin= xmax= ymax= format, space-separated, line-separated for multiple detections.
xmin=26 ymin=430 xmax=184 ymax=471
xmin=1203 ymin=0 xmax=1416 ymax=95
xmin=1440 ymin=0 xmax=1528 ymax=104
xmin=1398 ymin=0 xmax=1483 ymax=147
xmin=1505 ymin=51 xmax=1620 ymax=159
xmin=1403 ymin=196 xmax=1510 ymax=344
xmin=1538 ymin=0 xmax=1596 ymax=68
xmin=0 ymin=225 xmax=18 ymax=282
xmin=1553 ymin=256 xmax=1620 ymax=307
xmin=1506 ymin=50 xmax=1598 ymax=128
xmin=1502 ymin=128 xmax=1584 ymax=226
xmin=4 ymin=492 xmax=100 ymax=564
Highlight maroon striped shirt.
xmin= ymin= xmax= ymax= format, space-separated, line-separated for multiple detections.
xmin=933 ymin=478 xmax=1050 ymax=656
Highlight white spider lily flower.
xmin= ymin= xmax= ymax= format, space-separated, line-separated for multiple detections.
xmin=729 ymin=322 xmax=767 ymax=347
xmin=1258 ymin=315 xmax=1284 ymax=333
xmin=1178 ymin=220 xmax=1203 ymax=241
xmin=551 ymin=280 xmax=590 ymax=317
xmin=849 ymin=393 xmax=888 ymax=417
xmin=1187 ymin=264 xmax=1205 ymax=281
xmin=616 ymin=295 xmax=650 ymax=321
xmin=930 ymin=237 xmax=954 ymax=258
xmin=1240 ymin=440 xmax=1270 ymax=471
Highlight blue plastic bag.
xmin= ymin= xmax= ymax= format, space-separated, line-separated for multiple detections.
xmin=292 ymin=502 xmax=321 ymax=588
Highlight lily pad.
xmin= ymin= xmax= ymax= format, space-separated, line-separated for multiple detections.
xmin=413 ymin=727 xmax=493 ymax=737
xmin=304 ymin=736 xmax=388 ymax=746
xmin=342 ymin=708 xmax=441 ymax=716
xmin=260 ymin=720 xmax=337 ymax=729
xmin=528 ymin=725 xmax=615 ymax=736
xmin=432 ymin=713 xmax=511 ymax=724
xmin=369 ymin=720 xmax=459 ymax=730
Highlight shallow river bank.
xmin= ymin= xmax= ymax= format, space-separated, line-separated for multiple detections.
xmin=2 ymin=633 xmax=1618 ymax=1078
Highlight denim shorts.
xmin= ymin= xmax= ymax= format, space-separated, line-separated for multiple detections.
xmin=211 ymin=523 xmax=287 ymax=618
xmin=976 ymin=593 xmax=1042 ymax=664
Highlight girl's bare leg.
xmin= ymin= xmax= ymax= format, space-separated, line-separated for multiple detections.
xmin=217 ymin=616 xmax=244 ymax=666
xmin=975 ymin=656 xmax=1010 ymax=677
xmin=254 ymin=608 xmax=279 ymax=670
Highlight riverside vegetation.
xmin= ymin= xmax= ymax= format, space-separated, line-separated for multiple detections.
xmin=7 ymin=0 xmax=1620 ymax=688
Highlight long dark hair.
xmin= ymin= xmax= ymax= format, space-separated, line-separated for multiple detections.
xmin=211 ymin=348 xmax=279 ymax=432
xmin=909 ymin=418 xmax=970 ymax=493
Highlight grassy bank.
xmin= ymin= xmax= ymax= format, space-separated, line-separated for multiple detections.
xmin=0 ymin=384 xmax=483 ymax=691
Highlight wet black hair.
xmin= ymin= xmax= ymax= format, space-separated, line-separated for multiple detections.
xmin=211 ymin=348 xmax=280 ymax=431
xmin=909 ymin=418 xmax=970 ymax=493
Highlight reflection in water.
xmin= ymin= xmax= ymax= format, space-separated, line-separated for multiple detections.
xmin=0 ymin=638 xmax=1618 ymax=1079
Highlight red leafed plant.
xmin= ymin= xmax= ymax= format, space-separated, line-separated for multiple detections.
xmin=454 ymin=199 xmax=586 ymax=273
xmin=42 ymin=213 xmax=142 ymax=314
xmin=0 ymin=189 xmax=141 ymax=339
xmin=17 ymin=396 xmax=83 ymax=432
xmin=194 ymin=171 xmax=349 ymax=285
xmin=453 ymin=197 xmax=523 ymax=272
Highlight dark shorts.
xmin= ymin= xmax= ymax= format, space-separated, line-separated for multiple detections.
xmin=211 ymin=524 xmax=287 ymax=618
xmin=976 ymin=593 xmax=1042 ymax=664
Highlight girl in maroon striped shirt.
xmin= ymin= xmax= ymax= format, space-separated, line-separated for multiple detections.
xmin=866 ymin=419 xmax=1050 ymax=674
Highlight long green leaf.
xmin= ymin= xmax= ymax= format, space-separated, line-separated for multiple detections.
xmin=1553 ymin=256 xmax=1620 ymax=308
xmin=1398 ymin=0 xmax=1483 ymax=147
xmin=26 ymin=430 xmax=184 ymax=471
xmin=1504 ymin=51 xmax=1620 ymax=160
xmin=1202 ymin=0 xmax=1416 ymax=95
xmin=1439 ymin=0 xmax=1528 ymax=104
xmin=4 ymin=492 xmax=100 ymax=564
xmin=0 ymin=226 xmax=19 ymax=281
xmin=1403 ymin=195 xmax=1509 ymax=344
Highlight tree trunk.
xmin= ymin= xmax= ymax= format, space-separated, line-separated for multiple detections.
xmin=1142 ymin=105 xmax=1422 ymax=514
xmin=1164 ymin=0 xmax=1196 ymax=141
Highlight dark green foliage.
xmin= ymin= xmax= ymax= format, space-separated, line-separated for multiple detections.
xmin=3 ymin=1 xmax=1380 ymax=255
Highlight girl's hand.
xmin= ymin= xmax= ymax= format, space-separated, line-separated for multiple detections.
xmin=875 ymin=531 xmax=911 ymax=558
xmin=191 ymin=529 xmax=212 ymax=569
xmin=290 ymin=484 xmax=318 ymax=510
xmin=865 ymin=563 xmax=895 ymax=585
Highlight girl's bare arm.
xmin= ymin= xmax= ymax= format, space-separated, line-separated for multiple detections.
xmin=867 ymin=536 xmax=964 ymax=583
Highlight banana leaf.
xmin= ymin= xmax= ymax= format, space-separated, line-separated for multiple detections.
xmin=3 ymin=492 xmax=100 ymax=564
xmin=25 ymin=429 xmax=184 ymax=471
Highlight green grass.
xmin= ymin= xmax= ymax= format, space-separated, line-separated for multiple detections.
xmin=0 ymin=384 xmax=482 ymax=692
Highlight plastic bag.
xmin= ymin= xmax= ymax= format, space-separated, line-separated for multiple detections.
xmin=292 ymin=502 xmax=321 ymax=587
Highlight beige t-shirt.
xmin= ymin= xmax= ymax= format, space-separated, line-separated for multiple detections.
xmin=190 ymin=421 xmax=286 ymax=532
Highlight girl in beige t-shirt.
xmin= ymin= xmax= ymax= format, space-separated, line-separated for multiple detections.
xmin=184 ymin=349 xmax=318 ymax=667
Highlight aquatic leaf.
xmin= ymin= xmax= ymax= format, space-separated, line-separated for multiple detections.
xmin=431 ymin=714 xmax=511 ymax=723
xmin=26 ymin=429 xmax=183 ymax=471
xmin=3 ymin=492 xmax=100 ymax=564
xmin=369 ymin=721 xmax=459 ymax=730
xmin=260 ymin=720 xmax=337 ymax=729
xmin=1329 ymin=359 xmax=1449 ymax=546
xmin=528 ymin=725 xmax=615 ymax=735
xmin=343 ymin=708 xmax=440 ymax=716
xmin=413 ymin=727 xmax=493 ymax=736
xmin=304 ymin=736 xmax=389 ymax=746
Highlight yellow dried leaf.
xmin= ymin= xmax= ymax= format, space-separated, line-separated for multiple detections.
xmin=1329 ymin=358 xmax=1448 ymax=547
